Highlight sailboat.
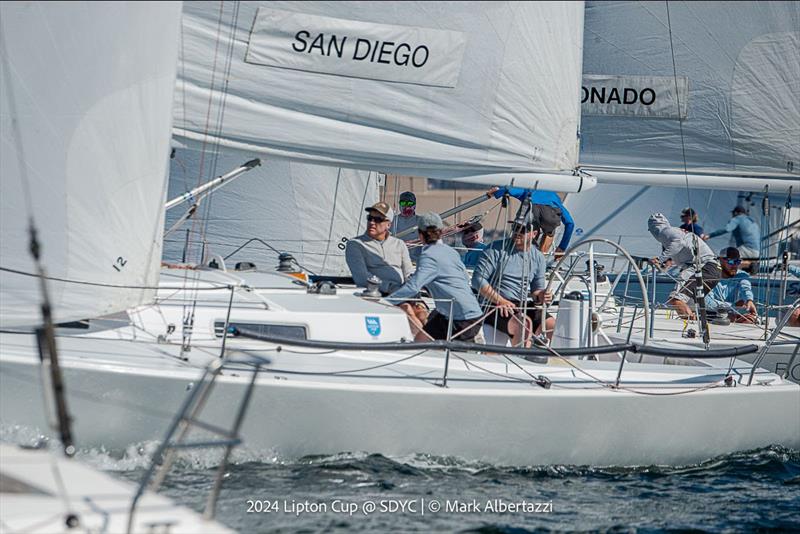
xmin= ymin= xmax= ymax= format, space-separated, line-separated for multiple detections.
xmin=1 ymin=1 xmax=798 ymax=467
xmin=560 ymin=0 xmax=800 ymax=378
xmin=0 ymin=2 xmax=234 ymax=531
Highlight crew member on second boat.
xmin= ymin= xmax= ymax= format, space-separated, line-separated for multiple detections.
xmin=648 ymin=212 xmax=721 ymax=320
xmin=386 ymin=212 xmax=484 ymax=342
xmin=705 ymin=247 xmax=758 ymax=323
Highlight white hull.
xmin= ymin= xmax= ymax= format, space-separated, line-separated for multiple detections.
xmin=0 ymin=443 xmax=232 ymax=533
xmin=2 ymin=332 xmax=798 ymax=467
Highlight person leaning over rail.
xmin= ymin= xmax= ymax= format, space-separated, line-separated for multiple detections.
xmin=471 ymin=213 xmax=554 ymax=347
xmin=648 ymin=213 xmax=721 ymax=320
xmin=705 ymin=247 xmax=758 ymax=323
xmin=386 ymin=212 xmax=484 ymax=342
xmin=486 ymin=186 xmax=574 ymax=255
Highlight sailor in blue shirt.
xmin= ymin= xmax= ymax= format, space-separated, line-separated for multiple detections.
xmin=706 ymin=247 xmax=758 ymax=323
xmin=471 ymin=213 xmax=554 ymax=346
xmin=679 ymin=207 xmax=704 ymax=237
xmin=703 ymin=205 xmax=760 ymax=260
xmin=487 ymin=186 xmax=575 ymax=254
xmin=386 ymin=212 xmax=484 ymax=342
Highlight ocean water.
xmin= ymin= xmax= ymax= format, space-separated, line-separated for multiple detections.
xmin=86 ymin=443 xmax=800 ymax=533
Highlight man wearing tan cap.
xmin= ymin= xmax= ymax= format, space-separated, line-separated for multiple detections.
xmin=345 ymin=201 xmax=414 ymax=295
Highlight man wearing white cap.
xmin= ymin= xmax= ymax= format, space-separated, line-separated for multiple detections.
xmin=387 ymin=212 xmax=484 ymax=342
xmin=345 ymin=201 xmax=413 ymax=295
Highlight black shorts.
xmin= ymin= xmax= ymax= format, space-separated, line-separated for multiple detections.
xmin=532 ymin=204 xmax=562 ymax=236
xmin=423 ymin=310 xmax=482 ymax=341
xmin=675 ymin=262 xmax=721 ymax=302
xmin=483 ymin=301 xmax=552 ymax=336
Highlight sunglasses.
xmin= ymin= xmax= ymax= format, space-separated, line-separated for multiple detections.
xmin=399 ymin=200 xmax=416 ymax=207
xmin=366 ymin=214 xmax=387 ymax=223
xmin=722 ymin=258 xmax=742 ymax=265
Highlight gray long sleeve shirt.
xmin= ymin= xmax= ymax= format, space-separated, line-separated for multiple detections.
xmin=345 ymin=234 xmax=413 ymax=294
xmin=386 ymin=241 xmax=482 ymax=321
xmin=648 ymin=213 xmax=716 ymax=267
xmin=470 ymin=238 xmax=547 ymax=301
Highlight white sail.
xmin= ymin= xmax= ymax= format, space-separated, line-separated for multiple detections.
xmin=165 ymin=140 xmax=377 ymax=276
xmin=174 ymin=1 xmax=588 ymax=192
xmin=579 ymin=1 xmax=799 ymax=193
xmin=565 ymin=185 xmax=741 ymax=257
xmin=0 ymin=2 xmax=181 ymax=328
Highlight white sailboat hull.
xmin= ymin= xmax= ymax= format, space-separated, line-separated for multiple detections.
xmin=2 ymin=334 xmax=798 ymax=467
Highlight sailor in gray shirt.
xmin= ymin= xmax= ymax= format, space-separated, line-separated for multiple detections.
xmin=345 ymin=201 xmax=413 ymax=295
xmin=387 ymin=212 xmax=483 ymax=342
xmin=648 ymin=212 xmax=721 ymax=319
xmin=471 ymin=214 xmax=554 ymax=346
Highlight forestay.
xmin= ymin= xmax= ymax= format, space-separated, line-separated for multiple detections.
xmin=174 ymin=1 xmax=588 ymax=192
xmin=0 ymin=2 xmax=181 ymax=328
xmin=579 ymin=1 xmax=799 ymax=192
xmin=165 ymin=140 xmax=378 ymax=276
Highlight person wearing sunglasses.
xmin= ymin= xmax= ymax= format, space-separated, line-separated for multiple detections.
xmin=345 ymin=201 xmax=413 ymax=295
xmin=648 ymin=213 xmax=720 ymax=320
xmin=386 ymin=212 xmax=483 ymax=342
xmin=392 ymin=191 xmax=421 ymax=260
xmin=392 ymin=191 xmax=417 ymax=238
xmin=705 ymin=247 xmax=758 ymax=323
xmin=471 ymin=213 xmax=555 ymax=347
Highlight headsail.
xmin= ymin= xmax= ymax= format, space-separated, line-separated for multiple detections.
xmin=165 ymin=140 xmax=378 ymax=276
xmin=0 ymin=2 xmax=181 ymax=327
xmin=579 ymin=1 xmax=799 ymax=192
xmin=174 ymin=1 xmax=588 ymax=192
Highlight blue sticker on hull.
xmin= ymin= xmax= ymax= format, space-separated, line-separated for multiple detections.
xmin=365 ymin=316 xmax=381 ymax=337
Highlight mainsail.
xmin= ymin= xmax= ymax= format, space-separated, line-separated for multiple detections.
xmin=0 ymin=2 xmax=181 ymax=327
xmin=578 ymin=0 xmax=799 ymax=192
xmin=567 ymin=0 xmax=799 ymax=255
xmin=173 ymin=1 xmax=588 ymax=192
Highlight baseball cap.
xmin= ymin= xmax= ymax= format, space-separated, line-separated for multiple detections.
xmin=417 ymin=212 xmax=444 ymax=230
xmin=399 ymin=191 xmax=416 ymax=203
xmin=718 ymin=246 xmax=741 ymax=259
xmin=365 ymin=201 xmax=394 ymax=221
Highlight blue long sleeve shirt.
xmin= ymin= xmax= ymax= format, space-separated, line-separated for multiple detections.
xmin=386 ymin=241 xmax=482 ymax=321
xmin=705 ymin=271 xmax=754 ymax=311
xmin=471 ymin=238 xmax=547 ymax=302
xmin=493 ymin=187 xmax=575 ymax=250
xmin=707 ymin=215 xmax=760 ymax=250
